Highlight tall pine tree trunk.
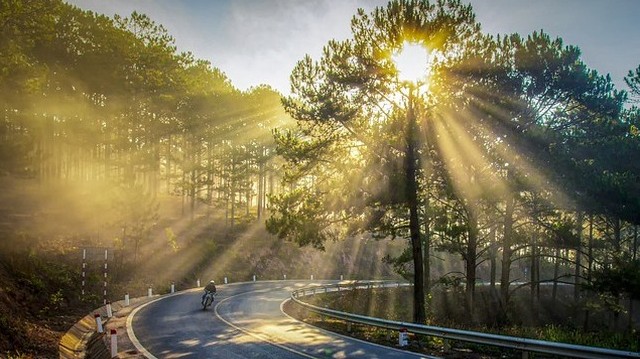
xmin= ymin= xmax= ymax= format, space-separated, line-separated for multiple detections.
xmin=423 ymin=197 xmax=431 ymax=297
xmin=189 ymin=145 xmax=197 ymax=221
xmin=584 ymin=214 xmax=595 ymax=330
xmin=404 ymin=87 xmax=425 ymax=324
xmin=230 ymin=158 xmax=236 ymax=229
xmin=466 ymin=206 xmax=478 ymax=318
xmin=530 ymin=230 xmax=539 ymax=321
xmin=257 ymin=157 xmax=264 ymax=219
xmin=490 ymin=226 xmax=497 ymax=292
xmin=166 ymin=135 xmax=172 ymax=194
xmin=574 ymin=212 xmax=583 ymax=323
xmin=500 ymin=191 xmax=515 ymax=306
xmin=552 ymin=244 xmax=560 ymax=304
xmin=633 ymin=225 xmax=638 ymax=261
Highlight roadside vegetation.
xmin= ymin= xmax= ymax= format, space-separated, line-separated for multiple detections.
xmin=285 ymin=285 xmax=639 ymax=357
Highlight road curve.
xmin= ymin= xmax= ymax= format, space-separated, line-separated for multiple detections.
xmin=127 ymin=280 xmax=434 ymax=358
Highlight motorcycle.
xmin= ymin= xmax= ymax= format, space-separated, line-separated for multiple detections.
xmin=201 ymin=290 xmax=216 ymax=310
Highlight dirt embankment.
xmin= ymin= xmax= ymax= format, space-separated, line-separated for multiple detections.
xmin=0 ymin=262 xmax=72 ymax=359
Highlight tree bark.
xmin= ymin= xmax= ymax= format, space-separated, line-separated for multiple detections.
xmin=405 ymin=87 xmax=425 ymax=324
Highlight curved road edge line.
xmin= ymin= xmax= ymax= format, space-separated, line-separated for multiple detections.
xmin=126 ymin=289 xmax=199 ymax=359
xmin=279 ymin=299 xmax=439 ymax=359
xmin=214 ymin=288 xmax=318 ymax=359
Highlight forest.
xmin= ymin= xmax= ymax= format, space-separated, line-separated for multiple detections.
xmin=0 ymin=0 xmax=317 ymax=355
xmin=1 ymin=0 xmax=639 ymax=357
xmin=265 ymin=0 xmax=640 ymax=348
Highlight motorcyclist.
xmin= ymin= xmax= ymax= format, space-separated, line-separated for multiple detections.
xmin=202 ymin=280 xmax=217 ymax=303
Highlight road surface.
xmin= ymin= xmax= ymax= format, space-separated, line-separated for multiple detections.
xmin=127 ymin=280 xmax=434 ymax=358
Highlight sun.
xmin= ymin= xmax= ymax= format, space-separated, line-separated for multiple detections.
xmin=392 ymin=41 xmax=432 ymax=86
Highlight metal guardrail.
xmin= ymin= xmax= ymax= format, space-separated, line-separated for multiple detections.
xmin=290 ymin=281 xmax=640 ymax=359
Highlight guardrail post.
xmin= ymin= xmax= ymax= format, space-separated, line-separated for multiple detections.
xmin=347 ymin=322 xmax=352 ymax=333
xmin=124 ymin=293 xmax=130 ymax=306
xmin=284 ymin=274 xmax=287 ymax=280
xmin=197 ymin=278 xmax=200 ymax=287
xmin=224 ymin=277 xmax=228 ymax=284
xmin=310 ymin=274 xmax=314 ymax=280
xmin=110 ymin=329 xmax=117 ymax=357
xmin=148 ymin=286 xmax=153 ymax=297
xmin=171 ymin=282 xmax=175 ymax=293
xmin=253 ymin=274 xmax=256 ymax=282
xmin=340 ymin=274 xmax=343 ymax=280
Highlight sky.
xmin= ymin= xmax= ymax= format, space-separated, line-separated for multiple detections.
xmin=65 ymin=0 xmax=640 ymax=95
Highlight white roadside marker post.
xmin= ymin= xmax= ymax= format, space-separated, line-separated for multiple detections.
xmin=95 ymin=313 xmax=103 ymax=333
xmin=399 ymin=328 xmax=408 ymax=347
xmin=106 ymin=302 xmax=113 ymax=318
xmin=110 ymin=329 xmax=117 ymax=358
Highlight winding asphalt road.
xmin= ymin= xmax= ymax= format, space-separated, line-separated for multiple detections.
xmin=127 ymin=280 xmax=433 ymax=358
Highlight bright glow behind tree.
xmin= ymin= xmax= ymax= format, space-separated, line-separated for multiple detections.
xmin=392 ymin=41 xmax=431 ymax=85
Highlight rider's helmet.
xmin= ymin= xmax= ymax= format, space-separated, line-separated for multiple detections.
xmin=210 ymin=280 xmax=215 ymax=284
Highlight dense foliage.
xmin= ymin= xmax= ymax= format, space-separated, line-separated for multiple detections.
xmin=268 ymin=0 xmax=640 ymax=331
xmin=0 ymin=1 xmax=295 ymax=356
xmin=1 ymin=0 xmax=291 ymax=229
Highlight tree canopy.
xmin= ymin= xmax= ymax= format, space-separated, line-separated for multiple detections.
xmin=268 ymin=0 xmax=640 ymax=325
